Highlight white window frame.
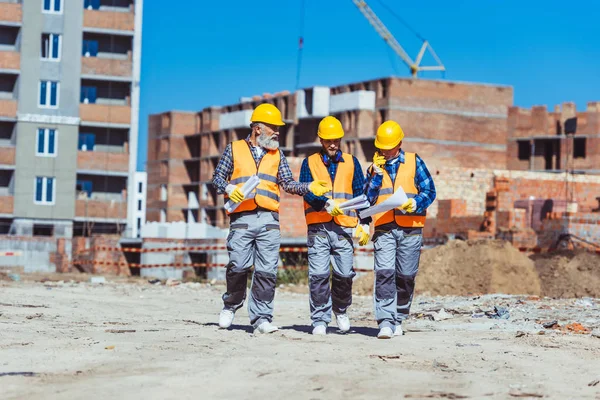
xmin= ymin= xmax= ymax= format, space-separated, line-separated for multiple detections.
xmin=42 ymin=0 xmax=63 ymax=14
xmin=41 ymin=33 xmax=62 ymax=61
xmin=34 ymin=177 xmax=56 ymax=206
xmin=38 ymin=81 xmax=60 ymax=109
xmin=36 ymin=128 xmax=58 ymax=157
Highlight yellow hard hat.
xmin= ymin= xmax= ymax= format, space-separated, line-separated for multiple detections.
xmin=375 ymin=120 xmax=404 ymax=150
xmin=317 ymin=116 xmax=344 ymax=140
xmin=250 ymin=103 xmax=285 ymax=126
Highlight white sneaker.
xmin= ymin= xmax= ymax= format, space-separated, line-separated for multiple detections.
xmin=394 ymin=324 xmax=404 ymax=336
xmin=335 ymin=313 xmax=351 ymax=333
xmin=254 ymin=321 xmax=279 ymax=334
xmin=218 ymin=309 xmax=234 ymax=329
xmin=312 ymin=325 xmax=327 ymax=335
xmin=377 ymin=327 xmax=394 ymax=339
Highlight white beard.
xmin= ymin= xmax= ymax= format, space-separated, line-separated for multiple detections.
xmin=257 ymin=133 xmax=280 ymax=150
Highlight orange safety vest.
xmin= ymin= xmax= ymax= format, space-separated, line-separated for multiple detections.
xmin=227 ymin=139 xmax=280 ymax=214
xmin=303 ymin=153 xmax=358 ymax=227
xmin=373 ymin=152 xmax=427 ymax=228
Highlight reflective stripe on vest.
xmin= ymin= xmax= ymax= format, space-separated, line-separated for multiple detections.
xmin=303 ymin=153 xmax=358 ymax=227
xmin=373 ymin=152 xmax=427 ymax=228
xmin=228 ymin=140 xmax=280 ymax=214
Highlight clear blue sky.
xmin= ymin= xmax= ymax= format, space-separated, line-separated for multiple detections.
xmin=138 ymin=0 xmax=600 ymax=170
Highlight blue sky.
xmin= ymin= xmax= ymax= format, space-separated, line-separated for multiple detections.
xmin=138 ymin=0 xmax=600 ymax=170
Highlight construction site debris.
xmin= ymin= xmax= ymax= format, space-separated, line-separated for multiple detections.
xmin=542 ymin=320 xmax=559 ymax=329
xmin=432 ymin=308 xmax=453 ymax=321
xmin=486 ymin=306 xmax=510 ymax=319
xmin=89 ymin=276 xmax=106 ymax=285
xmin=563 ymin=322 xmax=590 ymax=334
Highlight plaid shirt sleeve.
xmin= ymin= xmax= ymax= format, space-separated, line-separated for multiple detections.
xmin=300 ymin=158 xmax=328 ymax=211
xmin=211 ymin=143 xmax=233 ymax=194
xmin=414 ymin=154 xmax=436 ymax=213
xmin=278 ymin=151 xmax=311 ymax=195
xmin=364 ymin=164 xmax=383 ymax=206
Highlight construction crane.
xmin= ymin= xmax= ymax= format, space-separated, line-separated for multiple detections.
xmin=352 ymin=0 xmax=445 ymax=78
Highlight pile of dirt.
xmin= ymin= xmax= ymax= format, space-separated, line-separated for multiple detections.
xmin=532 ymin=250 xmax=600 ymax=298
xmin=354 ymin=240 xmax=541 ymax=296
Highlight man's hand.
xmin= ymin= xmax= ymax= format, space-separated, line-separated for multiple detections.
xmin=226 ymin=184 xmax=245 ymax=203
xmin=325 ymin=199 xmax=344 ymax=217
xmin=400 ymin=198 xmax=417 ymax=213
xmin=309 ymin=180 xmax=331 ymax=197
xmin=354 ymin=223 xmax=370 ymax=246
xmin=372 ymin=152 xmax=386 ymax=175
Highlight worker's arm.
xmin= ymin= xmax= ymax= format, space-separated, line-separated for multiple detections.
xmin=364 ymin=164 xmax=384 ymax=206
xmin=278 ymin=152 xmax=311 ymax=195
xmin=300 ymin=158 xmax=328 ymax=210
xmin=413 ymin=154 xmax=436 ymax=213
xmin=211 ymin=144 xmax=234 ymax=194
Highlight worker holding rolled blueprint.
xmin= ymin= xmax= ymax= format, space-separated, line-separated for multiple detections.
xmin=363 ymin=120 xmax=436 ymax=339
xmin=211 ymin=103 xmax=331 ymax=334
xmin=299 ymin=116 xmax=371 ymax=335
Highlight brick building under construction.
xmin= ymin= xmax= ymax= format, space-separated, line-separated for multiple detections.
xmin=146 ymin=77 xmax=600 ymax=250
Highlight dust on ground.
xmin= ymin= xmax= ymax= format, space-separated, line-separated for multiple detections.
xmin=1 ymin=278 xmax=600 ymax=399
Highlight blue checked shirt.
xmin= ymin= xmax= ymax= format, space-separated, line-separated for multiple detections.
xmin=212 ymin=136 xmax=310 ymax=196
xmin=364 ymin=150 xmax=436 ymax=214
xmin=300 ymin=151 xmax=369 ymax=224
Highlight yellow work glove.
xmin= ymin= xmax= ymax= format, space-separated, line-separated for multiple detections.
xmin=400 ymin=198 xmax=417 ymax=213
xmin=225 ymin=184 xmax=245 ymax=203
xmin=372 ymin=152 xmax=386 ymax=175
xmin=324 ymin=199 xmax=344 ymax=217
xmin=354 ymin=223 xmax=370 ymax=246
xmin=309 ymin=180 xmax=331 ymax=197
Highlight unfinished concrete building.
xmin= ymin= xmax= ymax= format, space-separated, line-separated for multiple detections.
xmin=146 ymin=77 xmax=514 ymax=234
xmin=507 ymin=102 xmax=600 ymax=174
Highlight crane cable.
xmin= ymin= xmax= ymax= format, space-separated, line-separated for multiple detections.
xmin=295 ymin=0 xmax=306 ymax=90
xmin=373 ymin=0 xmax=425 ymax=42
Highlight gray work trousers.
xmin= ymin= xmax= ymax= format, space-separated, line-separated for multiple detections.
xmin=372 ymin=223 xmax=423 ymax=329
xmin=222 ymin=210 xmax=280 ymax=328
xmin=307 ymin=222 xmax=356 ymax=327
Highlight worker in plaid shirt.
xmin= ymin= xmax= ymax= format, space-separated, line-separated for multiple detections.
xmin=212 ymin=103 xmax=330 ymax=335
xmin=363 ymin=120 xmax=436 ymax=339
xmin=299 ymin=116 xmax=371 ymax=335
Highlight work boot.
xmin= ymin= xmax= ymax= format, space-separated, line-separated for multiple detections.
xmin=312 ymin=325 xmax=327 ymax=335
xmin=394 ymin=324 xmax=404 ymax=336
xmin=377 ymin=327 xmax=393 ymax=339
xmin=218 ymin=309 xmax=235 ymax=329
xmin=254 ymin=321 xmax=279 ymax=334
xmin=335 ymin=313 xmax=351 ymax=333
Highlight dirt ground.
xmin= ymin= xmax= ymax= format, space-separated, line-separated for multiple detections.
xmin=1 ymin=278 xmax=600 ymax=399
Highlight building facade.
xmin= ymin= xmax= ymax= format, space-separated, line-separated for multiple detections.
xmin=132 ymin=170 xmax=145 ymax=237
xmin=0 ymin=0 xmax=142 ymax=237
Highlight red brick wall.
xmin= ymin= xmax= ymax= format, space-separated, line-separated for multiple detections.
xmin=0 ymin=99 xmax=17 ymax=118
xmin=0 ymin=51 xmax=19 ymax=70
xmin=80 ymin=104 xmax=131 ymax=124
xmin=0 ymin=3 xmax=21 ymax=23
xmin=83 ymin=9 xmax=134 ymax=31
xmin=77 ymin=151 xmax=128 ymax=172
xmin=81 ymin=56 xmax=132 ymax=77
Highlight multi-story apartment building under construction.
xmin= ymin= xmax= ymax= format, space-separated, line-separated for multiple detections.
xmin=0 ymin=0 xmax=142 ymax=237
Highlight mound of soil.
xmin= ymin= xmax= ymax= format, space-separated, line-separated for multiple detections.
xmin=354 ymin=240 xmax=541 ymax=296
xmin=532 ymin=250 xmax=600 ymax=298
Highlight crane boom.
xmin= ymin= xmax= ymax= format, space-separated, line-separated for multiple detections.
xmin=352 ymin=0 xmax=445 ymax=78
